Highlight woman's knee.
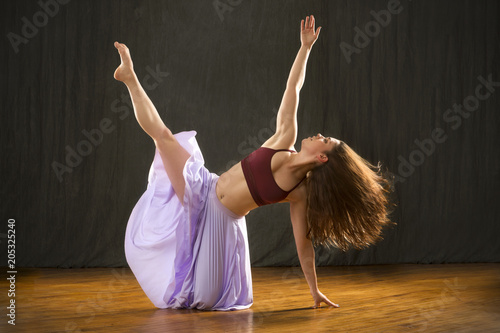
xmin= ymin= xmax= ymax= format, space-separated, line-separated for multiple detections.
xmin=154 ymin=126 xmax=174 ymax=144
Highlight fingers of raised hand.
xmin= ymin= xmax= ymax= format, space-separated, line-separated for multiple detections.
xmin=315 ymin=26 xmax=321 ymax=37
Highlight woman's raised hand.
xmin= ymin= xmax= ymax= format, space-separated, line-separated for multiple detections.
xmin=300 ymin=15 xmax=321 ymax=49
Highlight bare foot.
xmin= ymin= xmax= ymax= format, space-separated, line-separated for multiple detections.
xmin=114 ymin=41 xmax=136 ymax=83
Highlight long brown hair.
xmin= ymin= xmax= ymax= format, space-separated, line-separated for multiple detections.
xmin=306 ymin=141 xmax=393 ymax=251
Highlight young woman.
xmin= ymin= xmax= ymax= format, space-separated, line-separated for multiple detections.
xmin=115 ymin=15 xmax=392 ymax=311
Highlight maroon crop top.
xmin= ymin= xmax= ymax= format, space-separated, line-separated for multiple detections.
xmin=241 ymin=147 xmax=305 ymax=207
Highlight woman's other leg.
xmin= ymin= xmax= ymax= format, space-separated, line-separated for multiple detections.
xmin=114 ymin=42 xmax=190 ymax=202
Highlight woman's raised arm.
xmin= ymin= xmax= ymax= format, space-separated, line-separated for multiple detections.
xmin=265 ymin=15 xmax=321 ymax=149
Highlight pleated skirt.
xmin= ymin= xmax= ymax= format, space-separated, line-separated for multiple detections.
xmin=124 ymin=131 xmax=253 ymax=310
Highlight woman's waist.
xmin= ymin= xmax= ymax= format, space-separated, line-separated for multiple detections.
xmin=216 ymin=165 xmax=258 ymax=216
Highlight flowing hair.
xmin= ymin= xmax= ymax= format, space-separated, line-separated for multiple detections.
xmin=306 ymin=141 xmax=394 ymax=251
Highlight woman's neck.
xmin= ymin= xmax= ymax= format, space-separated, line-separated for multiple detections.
xmin=286 ymin=151 xmax=317 ymax=178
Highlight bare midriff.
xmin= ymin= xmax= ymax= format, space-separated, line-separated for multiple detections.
xmin=216 ymin=162 xmax=259 ymax=217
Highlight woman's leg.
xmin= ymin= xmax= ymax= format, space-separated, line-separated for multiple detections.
xmin=114 ymin=42 xmax=190 ymax=202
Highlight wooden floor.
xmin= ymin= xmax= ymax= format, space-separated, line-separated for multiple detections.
xmin=1 ymin=264 xmax=499 ymax=332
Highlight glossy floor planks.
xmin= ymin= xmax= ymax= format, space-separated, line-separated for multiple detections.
xmin=1 ymin=263 xmax=499 ymax=332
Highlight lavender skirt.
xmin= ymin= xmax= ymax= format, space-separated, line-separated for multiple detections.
xmin=124 ymin=131 xmax=253 ymax=311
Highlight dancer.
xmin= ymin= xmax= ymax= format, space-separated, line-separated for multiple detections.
xmin=115 ymin=15 xmax=391 ymax=311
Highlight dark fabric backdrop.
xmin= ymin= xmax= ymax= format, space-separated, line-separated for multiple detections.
xmin=1 ymin=0 xmax=499 ymax=267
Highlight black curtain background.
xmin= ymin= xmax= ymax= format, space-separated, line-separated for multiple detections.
xmin=1 ymin=0 xmax=499 ymax=268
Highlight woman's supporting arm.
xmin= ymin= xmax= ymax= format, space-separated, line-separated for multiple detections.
xmin=290 ymin=196 xmax=339 ymax=308
xmin=271 ymin=16 xmax=321 ymax=148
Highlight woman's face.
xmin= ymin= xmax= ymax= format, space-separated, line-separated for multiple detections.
xmin=301 ymin=133 xmax=338 ymax=154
